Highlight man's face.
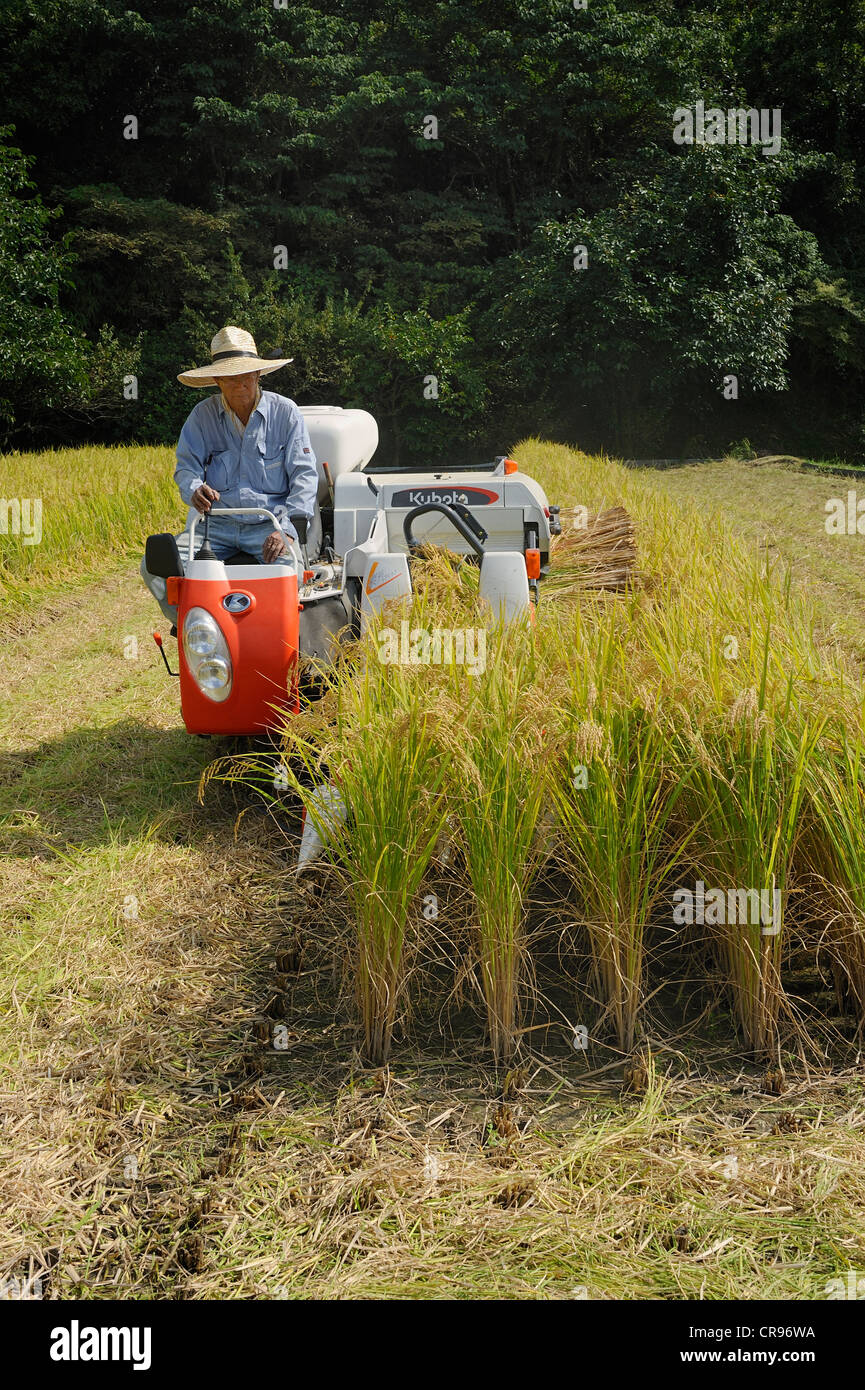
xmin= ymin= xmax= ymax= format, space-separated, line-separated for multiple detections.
xmin=215 ymin=370 xmax=261 ymax=416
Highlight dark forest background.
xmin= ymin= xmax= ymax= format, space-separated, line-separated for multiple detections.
xmin=1 ymin=0 xmax=865 ymax=464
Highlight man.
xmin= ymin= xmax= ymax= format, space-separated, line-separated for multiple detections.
xmin=141 ymin=325 xmax=319 ymax=626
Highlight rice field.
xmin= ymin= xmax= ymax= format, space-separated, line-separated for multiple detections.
xmin=0 ymin=443 xmax=177 ymax=626
xmin=2 ymin=439 xmax=865 ymax=1301
xmin=243 ymin=442 xmax=865 ymax=1074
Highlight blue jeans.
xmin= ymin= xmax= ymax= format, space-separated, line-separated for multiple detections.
xmin=140 ymin=513 xmax=294 ymax=625
xmin=189 ymin=512 xmax=296 ymax=563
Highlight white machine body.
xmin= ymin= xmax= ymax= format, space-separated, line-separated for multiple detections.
xmin=176 ymin=408 xmax=555 ymax=629
xmin=300 ymin=406 xmax=379 ymax=503
xmin=332 ymin=466 xmax=551 ymax=569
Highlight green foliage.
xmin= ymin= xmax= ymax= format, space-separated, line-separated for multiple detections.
xmin=0 ymin=133 xmax=138 ymax=445
xmin=2 ymin=1 xmax=865 ymax=457
xmin=491 ymin=147 xmax=828 ymax=448
xmin=0 ymin=134 xmax=86 ymax=433
xmin=794 ymin=278 xmax=865 ymax=374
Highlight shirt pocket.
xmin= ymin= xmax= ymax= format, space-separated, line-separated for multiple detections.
xmin=205 ymin=449 xmax=234 ymax=493
xmin=257 ymin=451 xmax=286 ymax=493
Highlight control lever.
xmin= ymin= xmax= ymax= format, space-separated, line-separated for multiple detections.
xmin=291 ymin=513 xmax=310 ymax=571
xmin=196 ymin=454 xmax=216 ymax=560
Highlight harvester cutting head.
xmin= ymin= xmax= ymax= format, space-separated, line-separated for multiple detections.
xmin=146 ymin=406 xmax=561 ymax=736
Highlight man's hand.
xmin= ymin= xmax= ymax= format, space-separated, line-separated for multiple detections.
xmin=262 ymin=530 xmax=288 ymax=564
xmin=191 ymin=483 xmax=220 ymax=514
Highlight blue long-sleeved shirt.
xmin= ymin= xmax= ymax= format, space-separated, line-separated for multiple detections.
xmin=173 ymin=390 xmax=319 ymax=534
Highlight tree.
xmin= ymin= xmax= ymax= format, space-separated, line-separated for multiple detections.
xmin=0 ymin=130 xmax=137 ymax=444
xmin=490 ymin=147 xmax=832 ymax=450
xmin=2 ymin=1 xmax=865 ymax=458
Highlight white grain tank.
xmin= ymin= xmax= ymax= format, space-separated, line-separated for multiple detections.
xmin=299 ymin=406 xmax=379 ymax=502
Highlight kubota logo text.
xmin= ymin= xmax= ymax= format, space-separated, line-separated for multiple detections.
xmin=390 ymin=487 xmax=498 ymax=508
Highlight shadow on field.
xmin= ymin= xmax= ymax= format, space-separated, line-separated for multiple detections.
xmin=0 ymin=719 xmax=244 ymax=848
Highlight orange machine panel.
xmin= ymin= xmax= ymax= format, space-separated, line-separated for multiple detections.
xmin=175 ymin=573 xmax=300 ymax=735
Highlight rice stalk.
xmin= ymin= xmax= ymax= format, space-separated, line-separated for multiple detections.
xmin=549 ymin=701 xmax=695 ymax=1052
xmin=275 ymin=651 xmax=454 ymax=1064
xmin=547 ymin=505 xmax=637 ymax=594
xmin=804 ymin=717 xmax=865 ymax=1026
xmin=448 ymin=639 xmax=549 ymax=1063
xmin=684 ymin=709 xmax=824 ymax=1055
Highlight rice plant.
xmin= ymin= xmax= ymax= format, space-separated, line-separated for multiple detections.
xmin=200 ymin=435 xmax=859 ymax=1067
xmin=546 ymin=505 xmax=637 ymax=594
xmin=0 ymin=444 xmax=179 ymax=614
xmin=804 ymin=719 xmax=865 ymax=1027
xmin=684 ymin=703 xmax=824 ymax=1054
xmin=276 ymin=649 xmax=454 ymax=1064
xmin=549 ymin=701 xmax=695 ymax=1053
xmin=448 ymin=638 xmax=549 ymax=1064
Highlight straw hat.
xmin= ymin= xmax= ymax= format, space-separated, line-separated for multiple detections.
xmin=177 ymin=326 xmax=293 ymax=387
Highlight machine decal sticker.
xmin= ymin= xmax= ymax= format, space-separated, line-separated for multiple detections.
xmin=390 ymin=487 xmax=499 ymax=508
xmin=365 ymin=562 xmax=402 ymax=595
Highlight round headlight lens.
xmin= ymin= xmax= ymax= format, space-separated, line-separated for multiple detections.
xmin=196 ymin=657 xmax=231 ymax=691
xmin=184 ymin=617 xmax=219 ymax=657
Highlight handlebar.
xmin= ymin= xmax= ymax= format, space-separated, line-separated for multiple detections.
xmin=187 ymin=507 xmax=302 ymax=563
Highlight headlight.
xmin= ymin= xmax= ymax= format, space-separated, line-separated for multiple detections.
xmin=184 ymin=612 xmax=220 ymax=657
xmin=182 ymin=607 xmax=233 ymax=702
xmin=196 ymin=657 xmax=231 ymax=692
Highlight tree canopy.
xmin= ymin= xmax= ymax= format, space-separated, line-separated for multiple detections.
xmin=1 ymin=0 xmax=864 ymax=459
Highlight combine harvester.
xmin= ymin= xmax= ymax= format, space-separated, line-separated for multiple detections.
xmin=145 ymin=405 xmax=561 ymax=738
